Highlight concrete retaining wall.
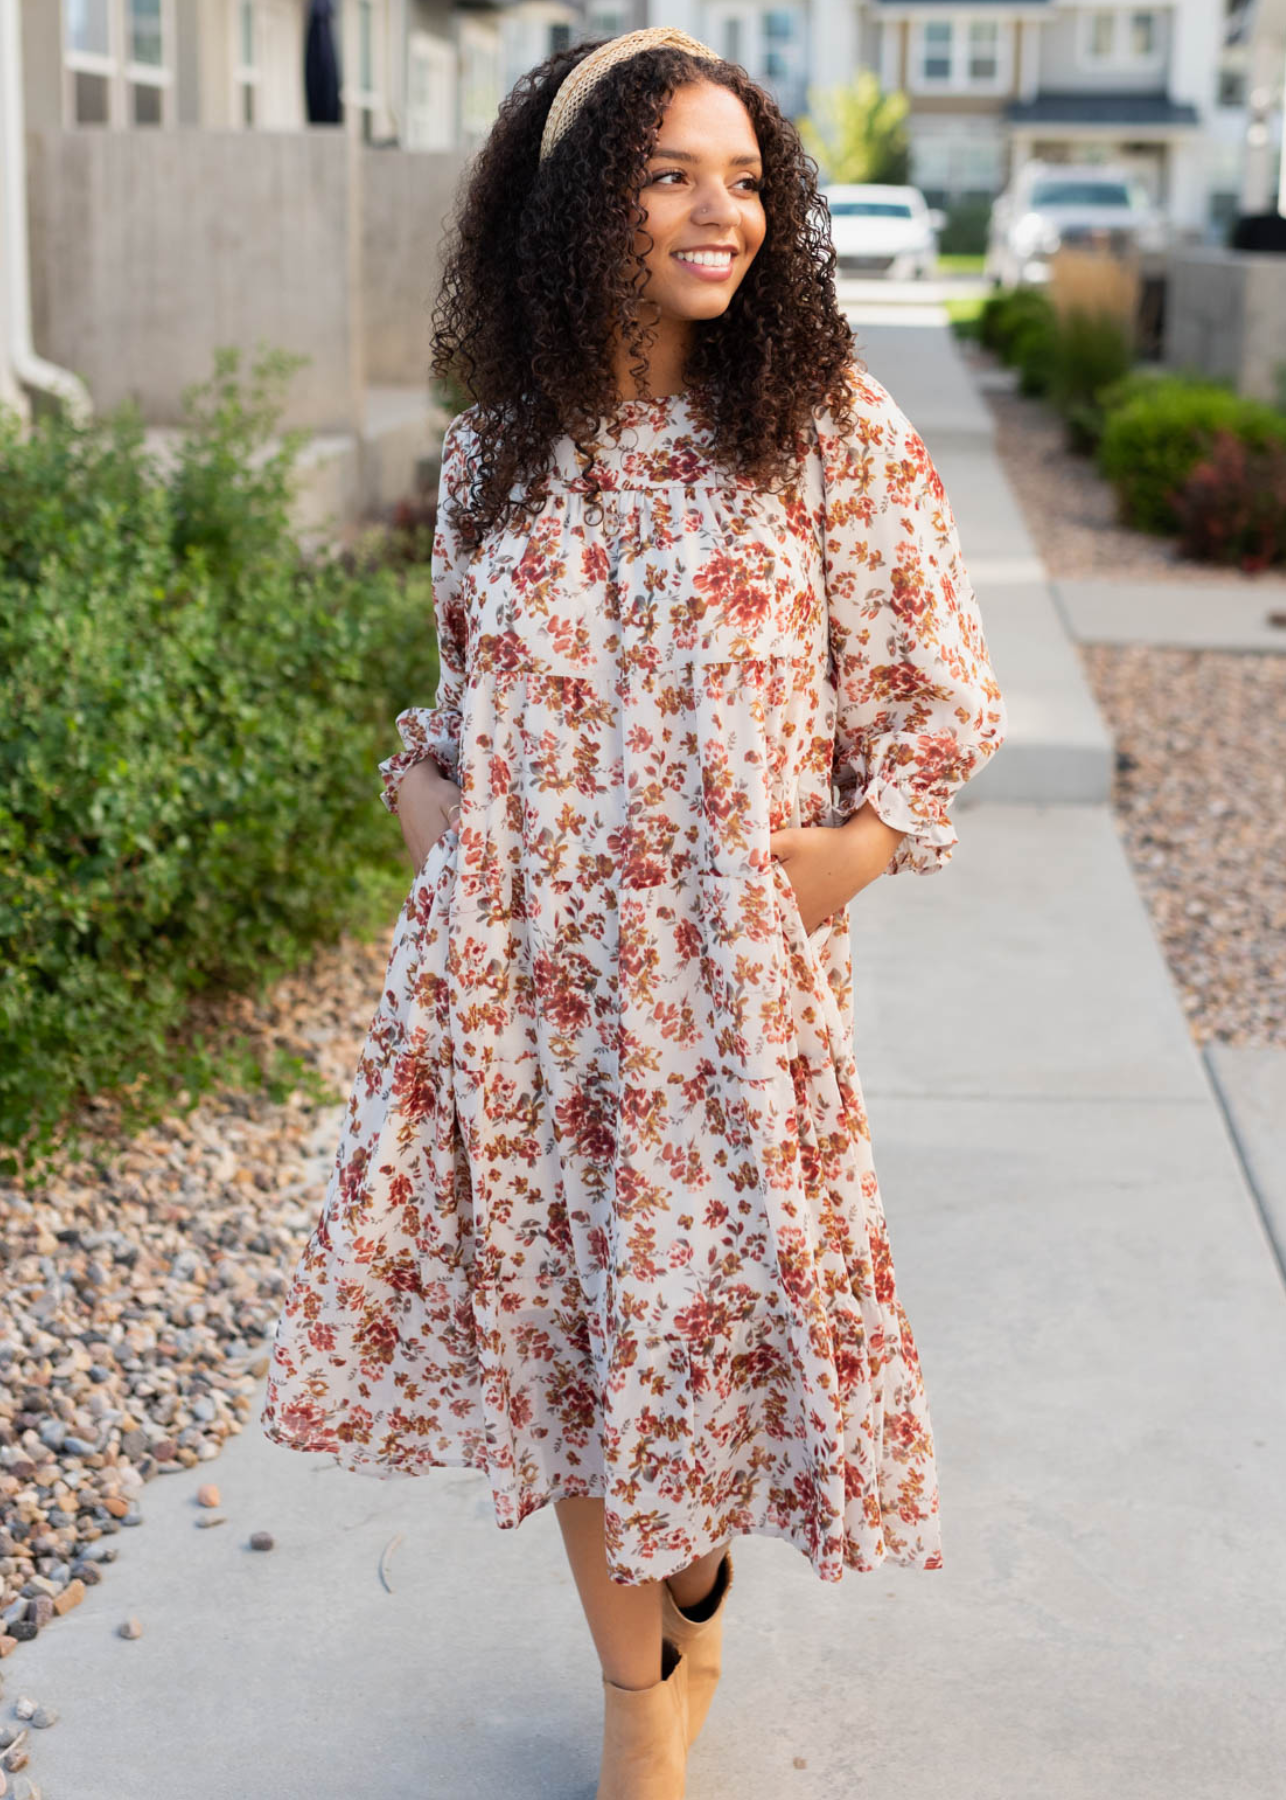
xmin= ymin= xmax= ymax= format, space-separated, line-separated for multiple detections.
xmin=24 ymin=127 xmax=464 ymax=432
xmin=362 ymin=146 xmax=463 ymax=386
xmin=1165 ymin=247 xmax=1286 ymax=405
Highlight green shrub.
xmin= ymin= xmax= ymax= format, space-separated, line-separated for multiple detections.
xmin=1012 ymin=314 xmax=1061 ymax=396
xmin=0 ymin=346 xmax=442 ymax=1177
xmin=977 ymin=287 xmax=1057 ymax=362
xmin=1097 ymin=377 xmax=1286 ymax=534
xmin=936 ymin=197 xmax=991 ymax=258
xmin=1047 ymin=311 xmax=1135 ymax=453
xmin=1095 ymin=364 xmax=1213 ymax=419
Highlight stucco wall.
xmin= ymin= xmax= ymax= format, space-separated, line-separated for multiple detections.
xmin=361 ymin=145 xmax=464 ymax=385
xmin=26 ymin=125 xmax=365 ymax=431
xmin=25 ymin=125 xmax=466 ymax=430
xmin=1165 ymin=247 xmax=1286 ymax=405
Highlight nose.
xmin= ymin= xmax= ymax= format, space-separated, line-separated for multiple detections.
xmin=689 ymin=178 xmax=738 ymax=229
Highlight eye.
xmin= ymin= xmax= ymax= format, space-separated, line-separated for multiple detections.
xmin=652 ymin=169 xmax=760 ymax=189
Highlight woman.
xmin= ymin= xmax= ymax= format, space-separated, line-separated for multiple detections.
xmin=261 ymin=27 xmax=1007 ymax=1798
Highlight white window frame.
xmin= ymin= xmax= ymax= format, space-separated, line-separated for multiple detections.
xmin=908 ymin=14 xmax=1013 ymax=96
xmin=232 ymin=0 xmax=261 ymax=129
xmin=458 ymin=17 xmax=500 ymax=142
xmin=586 ymin=6 xmax=627 ymax=39
xmin=406 ymin=30 xmax=455 ymax=152
xmin=704 ymin=4 xmax=807 ymax=96
xmin=63 ymin=0 xmax=175 ymax=128
xmin=1075 ymin=9 xmax=1165 ymax=72
xmin=343 ymin=0 xmax=385 ymax=142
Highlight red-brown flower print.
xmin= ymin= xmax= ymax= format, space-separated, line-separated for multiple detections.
xmin=260 ymin=365 xmax=1006 ymax=1585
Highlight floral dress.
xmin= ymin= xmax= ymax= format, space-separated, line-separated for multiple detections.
xmin=259 ymin=363 xmax=1007 ymax=1585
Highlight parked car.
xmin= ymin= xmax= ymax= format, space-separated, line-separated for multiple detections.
xmin=984 ymin=162 xmax=1168 ymax=288
xmin=822 ymin=184 xmax=945 ymax=279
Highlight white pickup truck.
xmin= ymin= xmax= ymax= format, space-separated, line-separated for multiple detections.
xmin=984 ymin=161 xmax=1168 ymax=289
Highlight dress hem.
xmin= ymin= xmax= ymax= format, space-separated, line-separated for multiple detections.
xmin=259 ymin=1416 xmax=944 ymax=1586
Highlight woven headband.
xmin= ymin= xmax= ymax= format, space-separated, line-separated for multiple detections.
xmin=539 ymin=27 xmax=721 ymax=163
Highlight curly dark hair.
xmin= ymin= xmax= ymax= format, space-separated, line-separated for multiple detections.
xmin=428 ymin=38 xmax=862 ymax=548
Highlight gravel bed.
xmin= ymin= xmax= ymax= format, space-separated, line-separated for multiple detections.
xmin=963 ymin=340 xmax=1286 ymax=1048
xmin=1079 ymin=645 xmax=1286 ymax=1048
xmin=0 ymin=922 xmax=392 ymax=1667
xmin=963 ymin=342 xmax=1286 ymax=593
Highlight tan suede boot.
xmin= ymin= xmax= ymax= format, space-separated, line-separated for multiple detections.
xmin=595 ymin=1637 xmax=690 ymax=1800
xmin=660 ymin=1550 xmax=734 ymax=1746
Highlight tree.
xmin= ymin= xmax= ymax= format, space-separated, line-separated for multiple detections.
xmin=797 ymin=70 xmax=911 ymax=186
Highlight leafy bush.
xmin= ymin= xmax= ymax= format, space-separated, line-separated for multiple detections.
xmin=936 ymin=197 xmax=991 ymax=258
xmin=1012 ymin=313 xmax=1061 ymax=397
xmin=977 ymin=287 xmax=1057 ymax=361
xmin=1048 ymin=310 xmax=1135 ymax=453
xmin=1097 ymin=377 xmax=1286 ymax=534
xmin=0 ymin=347 xmax=442 ymax=1176
xmin=1169 ymin=429 xmax=1286 ymax=570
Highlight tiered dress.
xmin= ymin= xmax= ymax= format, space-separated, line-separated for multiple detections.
xmin=259 ymin=363 xmax=1007 ymax=1585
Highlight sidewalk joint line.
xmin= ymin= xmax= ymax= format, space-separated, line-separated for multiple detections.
xmin=1199 ymin=1046 xmax=1286 ymax=1298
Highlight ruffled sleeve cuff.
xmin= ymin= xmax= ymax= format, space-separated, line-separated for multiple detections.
xmin=832 ymin=757 xmax=961 ymax=877
xmin=377 ymin=705 xmax=461 ymax=816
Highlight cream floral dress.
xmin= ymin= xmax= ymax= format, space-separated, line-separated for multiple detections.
xmin=260 ymin=362 xmax=1007 ymax=1585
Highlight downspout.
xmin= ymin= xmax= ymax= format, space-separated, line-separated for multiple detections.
xmin=0 ymin=0 xmax=92 ymax=426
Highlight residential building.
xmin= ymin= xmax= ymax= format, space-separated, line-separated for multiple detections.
xmin=1226 ymin=0 xmax=1285 ymax=216
xmin=17 ymin=0 xmax=586 ymax=155
xmin=650 ymin=2 xmax=1245 ymax=242
xmin=868 ymin=1 xmax=1225 ymax=237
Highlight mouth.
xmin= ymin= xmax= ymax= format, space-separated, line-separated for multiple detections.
xmin=671 ymin=246 xmax=737 ymax=279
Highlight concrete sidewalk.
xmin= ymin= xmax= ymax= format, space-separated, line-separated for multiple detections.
xmin=8 ymin=321 xmax=1286 ymax=1800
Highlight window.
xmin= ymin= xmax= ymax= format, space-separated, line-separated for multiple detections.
xmin=549 ymin=23 xmax=572 ymax=54
xmin=1087 ymin=11 xmax=1114 ymax=57
xmin=358 ymin=0 xmax=373 ymax=89
xmin=344 ymin=0 xmax=382 ymax=144
xmin=912 ymin=16 xmax=1009 ymax=91
xmin=968 ymin=21 xmax=998 ymax=82
xmin=587 ymin=8 xmax=626 ymax=38
xmin=912 ymin=130 xmax=1004 ymax=199
xmin=723 ymin=18 xmax=741 ymax=62
xmin=130 ymin=0 xmax=161 ymax=64
xmin=922 ymin=20 xmax=952 ymax=81
xmin=459 ymin=19 xmax=500 ymax=141
xmin=66 ymin=0 xmax=110 ymax=56
xmin=407 ymin=31 xmax=454 ymax=151
xmin=1217 ymin=68 xmax=1247 ymax=108
xmin=1129 ymin=11 xmax=1155 ymax=56
xmin=234 ymin=1 xmax=259 ymax=128
xmin=828 ymin=200 xmax=914 ymax=219
xmin=64 ymin=0 xmax=173 ymax=127
xmin=1078 ymin=9 xmax=1162 ymax=67
xmin=1029 ymin=178 xmax=1132 ymax=208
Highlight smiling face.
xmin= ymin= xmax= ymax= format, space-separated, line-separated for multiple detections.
xmin=632 ymin=79 xmax=767 ymax=329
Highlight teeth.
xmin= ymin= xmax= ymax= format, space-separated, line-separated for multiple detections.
xmin=675 ymin=250 xmax=733 ymax=267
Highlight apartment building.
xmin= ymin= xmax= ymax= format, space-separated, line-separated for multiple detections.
xmin=18 ymin=0 xmax=581 ymax=153
xmin=652 ymin=1 xmax=1247 ymax=240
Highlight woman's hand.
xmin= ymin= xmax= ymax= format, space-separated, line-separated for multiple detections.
xmin=397 ymin=761 xmax=463 ymax=872
xmin=769 ymin=802 xmax=907 ymax=934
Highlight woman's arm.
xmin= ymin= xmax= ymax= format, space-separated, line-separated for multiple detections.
xmin=819 ymin=365 xmax=1007 ymax=880
xmin=377 ymin=413 xmax=474 ymax=868
xmin=772 ymin=368 xmax=1007 ymax=934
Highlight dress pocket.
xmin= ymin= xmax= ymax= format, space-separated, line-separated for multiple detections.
xmin=415 ymin=822 xmax=460 ymax=888
xmin=769 ymin=855 xmax=834 ymax=962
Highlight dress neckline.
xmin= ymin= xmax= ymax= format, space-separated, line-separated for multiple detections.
xmin=609 ymin=389 xmax=690 ymax=413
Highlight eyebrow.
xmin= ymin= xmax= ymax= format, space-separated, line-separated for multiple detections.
xmin=649 ymin=147 xmax=763 ymax=167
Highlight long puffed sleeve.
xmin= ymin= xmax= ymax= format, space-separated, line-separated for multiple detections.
xmin=377 ymin=411 xmax=475 ymax=815
xmin=816 ymin=366 xmax=1007 ymax=875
